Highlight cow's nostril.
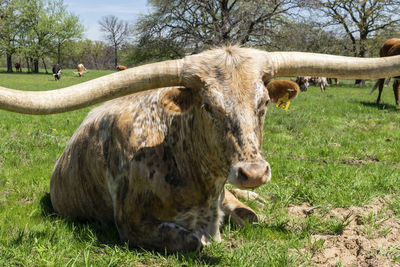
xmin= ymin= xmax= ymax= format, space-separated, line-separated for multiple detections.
xmin=237 ymin=167 xmax=248 ymax=182
xmin=235 ymin=161 xmax=270 ymax=188
xmin=238 ymin=163 xmax=266 ymax=181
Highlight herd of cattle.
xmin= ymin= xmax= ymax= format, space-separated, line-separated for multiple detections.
xmin=46 ymin=63 xmax=128 ymax=80
xmin=2 ymin=39 xmax=400 ymax=253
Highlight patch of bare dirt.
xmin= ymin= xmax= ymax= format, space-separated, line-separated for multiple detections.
xmin=342 ymin=158 xmax=366 ymax=166
xmin=342 ymin=155 xmax=380 ymax=166
xmin=289 ymin=198 xmax=400 ymax=266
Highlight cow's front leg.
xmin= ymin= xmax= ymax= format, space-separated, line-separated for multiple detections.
xmin=393 ymin=79 xmax=400 ymax=106
xmin=221 ymin=188 xmax=258 ymax=226
xmin=113 ymin=190 xmax=202 ymax=253
xmin=114 ymin=213 xmax=202 ymax=253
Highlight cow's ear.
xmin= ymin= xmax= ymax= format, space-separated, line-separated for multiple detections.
xmin=265 ymin=80 xmax=299 ymax=103
xmin=161 ymin=87 xmax=197 ymax=114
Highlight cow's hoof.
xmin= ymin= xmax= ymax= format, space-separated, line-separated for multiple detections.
xmin=233 ymin=207 xmax=258 ymax=223
xmin=159 ymin=222 xmax=202 ymax=253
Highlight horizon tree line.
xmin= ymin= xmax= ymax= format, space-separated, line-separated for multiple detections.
xmin=1 ymin=0 xmax=400 ymax=73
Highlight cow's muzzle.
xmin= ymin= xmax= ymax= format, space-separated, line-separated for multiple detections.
xmin=228 ymin=160 xmax=271 ymax=189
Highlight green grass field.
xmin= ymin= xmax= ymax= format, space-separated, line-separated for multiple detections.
xmin=0 ymin=69 xmax=399 ymax=266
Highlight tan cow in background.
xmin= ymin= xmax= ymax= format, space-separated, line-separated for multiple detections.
xmin=116 ymin=65 xmax=127 ymax=71
xmin=76 ymin=64 xmax=87 ymax=77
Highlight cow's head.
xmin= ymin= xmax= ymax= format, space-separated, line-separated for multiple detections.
xmin=160 ymin=48 xmax=303 ymax=189
xmin=296 ymin=76 xmax=310 ymax=92
xmin=2 ymin=46 xmax=400 ymax=188
xmin=52 ymin=64 xmax=62 ymax=81
xmin=53 ymin=70 xmax=61 ymax=80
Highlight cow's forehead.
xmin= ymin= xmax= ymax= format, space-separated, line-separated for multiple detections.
xmin=202 ymin=79 xmax=266 ymax=109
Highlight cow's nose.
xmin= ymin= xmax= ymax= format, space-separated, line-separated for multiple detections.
xmin=236 ymin=161 xmax=271 ymax=188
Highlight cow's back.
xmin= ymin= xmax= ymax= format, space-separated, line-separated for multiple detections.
xmin=50 ymin=90 xmax=167 ymax=223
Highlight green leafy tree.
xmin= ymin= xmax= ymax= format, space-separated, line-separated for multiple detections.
xmin=0 ymin=0 xmax=19 ymax=72
xmin=53 ymin=5 xmax=83 ymax=64
xmin=17 ymin=0 xmax=83 ymax=73
xmin=122 ymin=37 xmax=184 ymax=66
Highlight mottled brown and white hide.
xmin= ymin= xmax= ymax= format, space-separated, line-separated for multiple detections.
xmin=50 ymin=48 xmax=298 ymax=253
xmin=77 ymin=64 xmax=87 ymax=77
xmin=296 ymin=76 xmax=328 ymax=92
xmin=370 ymin=38 xmax=400 ymax=106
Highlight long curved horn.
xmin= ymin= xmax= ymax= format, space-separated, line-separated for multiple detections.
xmin=266 ymin=52 xmax=400 ymax=79
xmin=0 ymin=60 xmax=183 ymax=114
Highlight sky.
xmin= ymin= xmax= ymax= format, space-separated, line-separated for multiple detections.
xmin=64 ymin=0 xmax=151 ymax=41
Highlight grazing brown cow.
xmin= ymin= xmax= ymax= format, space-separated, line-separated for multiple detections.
xmin=76 ymin=64 xmax=87 ymax=77
xmin=116 ymin=65 xmax=127 ymax=71
xmin=1 ymin=47 xmax=400 ymax=252
xmin=370 ymin=38 xmax=400 ymax=106
xmin=265 ymin=80 xmax=299 ymax=101
xmin=15 ymin=63 xmax=22 ymax=72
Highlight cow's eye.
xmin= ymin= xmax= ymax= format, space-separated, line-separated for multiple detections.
xmin=203 ymin=103 xmax=213 ymax=113
xmin=257 ymin=98 xmax=269 ymax=110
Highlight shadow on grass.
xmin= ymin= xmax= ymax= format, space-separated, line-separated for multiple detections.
xmin=357 ymin=101 xmax=400 ymax=111
xmin=40 ymin=192 xmax=122 ymax=246
xmin=176 ymin=253 xmax=222 ymax=265
xmin=39 ymin=193 xmax=222 ymax=264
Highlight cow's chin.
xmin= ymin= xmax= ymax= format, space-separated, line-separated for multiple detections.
xmin=227 ymin=160 xmax=271 ymax=190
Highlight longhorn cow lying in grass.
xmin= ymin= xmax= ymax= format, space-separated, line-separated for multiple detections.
xmin=370 ymin=38 xmax=400 ymax=106
xmin=1 ymin=46 xmax=400 ymax=252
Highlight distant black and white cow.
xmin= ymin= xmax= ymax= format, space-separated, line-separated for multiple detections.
xmin=52 ymin=64 xmax=62 ymax=81
xmin=296 ymin=76 xmax=328 ymax=92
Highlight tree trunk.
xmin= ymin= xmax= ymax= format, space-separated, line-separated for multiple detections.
xmin=30 ymin=58 xmax=34 ymax=72
xmin=355 ymin=36 xmax=367 ymax=86
xmin=33 ymin=58 xmax=39 ymax=73
xmin=114 ymin=45 xmax=118 ymax=68
xmin=25 ymin=57 xmax=30 ymax=72
xmin=6 ymin=54 xmax=13 ymax=73
xmin=57 ymin=43 xmax=61 ymax=64
xmin=42 ymin=58 xmax=48 ymax=74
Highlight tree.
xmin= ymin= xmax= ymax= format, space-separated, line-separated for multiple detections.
xmin=135 ymin=0 xmax=299 ymax=51
xmin=53 ymin=4 xmax=83 ymax=64
xmin=98 ymin=15 xmax=130 ymax=67
xmin=313 ymin=0 xmax=400 ymax=58
xmin=0 ymin=0 xmax=19 ymax=72
xmin=122 ymin=38 xmax=184 ymax=66
xmin=310 ymin=0 xmax=400 ymax=85
xmin=16 ymin=0 xmax=83 ymax=73
xmin=264 ymin=20 xmax=352 ymax=55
